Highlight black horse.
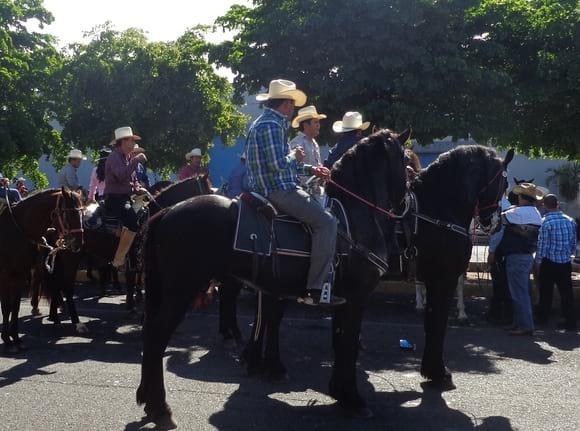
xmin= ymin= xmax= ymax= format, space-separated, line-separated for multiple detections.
xmin=413 ymin=146 xmax=514 ymax=387
xmin=217 ymin=146 xmax=514 ymax=410
xmin=137 ymin=128 xmax=410 ymax=428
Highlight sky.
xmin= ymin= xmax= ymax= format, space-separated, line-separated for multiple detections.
xmin=42 ymin=0 xmax=248 ymax=46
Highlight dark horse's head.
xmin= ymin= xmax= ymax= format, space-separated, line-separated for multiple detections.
xmin=150 ymin=174 xmax=212 ymax=216
xmin=329 ymin=128 xmax=410 ymax=211
xmin=416 ymin=146 xmax=514 ymax=231
xmin=54 ymin=187 xmax=85 ymax=252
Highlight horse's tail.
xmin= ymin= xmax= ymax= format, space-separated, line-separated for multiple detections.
xmin=137 ymin=207 xmax=168 ymax=406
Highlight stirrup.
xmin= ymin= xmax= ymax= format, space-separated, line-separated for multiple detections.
xmin=297 ymin=290 xmax=346 ymax=307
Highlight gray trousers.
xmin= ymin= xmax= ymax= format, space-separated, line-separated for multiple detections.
xmin=268 ymin=188 xmax=337 ymax=291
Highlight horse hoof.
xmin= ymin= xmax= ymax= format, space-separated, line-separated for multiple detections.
xmin=145 ymin=409 xmax=177 ymax=430
xmin=31 ymin=308 xmax=41 ymax=316
xmin=4 ymin=344 xmax=19 ymax=355
xmin=222 ymin=338 xmax=237 ymax=350
xmin=154 ymin=415 xmax=178 ymax=430
xmin=425 ymin=376 xmax=456 ymax=391
xmin=338 ymin=403 xmax=374 ymax=419
xmin=266 ymin=371 xmax=290 ymax=384
xmin=75 ymin=323 xmax=89 ymax=334
xmin=16 ymin=343 xmax=27 ymax=352
xmin=457 ymin=318 xmax=470 ymax=327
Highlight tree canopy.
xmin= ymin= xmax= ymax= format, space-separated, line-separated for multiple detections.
xmin=213 ymin=0 xmax=579 ymax=159
xmin=0 ymin=0 xmax=61 ymax=186
xmin=55 ymin=25 xmax=247 ymax=174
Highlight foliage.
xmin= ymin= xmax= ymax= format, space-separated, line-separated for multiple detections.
xmin=213 ymin=0 xmax=579 ymax=158
xmin=54 ymin=24 xmax=247 ymax=172
xmin=0 ymin=0 xmax=61 ymax=185
xmin=546 ymin=162 xmax=580 ymax=201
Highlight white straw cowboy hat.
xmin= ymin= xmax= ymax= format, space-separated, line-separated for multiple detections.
xmin=513 ymin=182 xmax=545 ymax=201
xmin=291 ymin=105 xmax=327 ymax=128
xmin=66 ymin=149 xmax=87 ymax=160
xmin=332 ymin=111 xmax=371 ymax=133
xmin=185 ymin=148 xmax=202 ymax=160
xmin=256 ymin=79 xmax=307 ymax=107
xmin=110 ymin=126 xmax=141 ymax=145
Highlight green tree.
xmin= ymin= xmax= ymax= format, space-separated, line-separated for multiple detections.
xmin=214 ymin=0 xmax=578 ymax=158
xmin=468 ymin=0 xmax=580 ymax=159
xmin=0 ymin=0 xmax=62 ymax=187
xmin=55 ymin=25 xmax=247 ymax=175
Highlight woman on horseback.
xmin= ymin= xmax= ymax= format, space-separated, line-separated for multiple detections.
xmin=104 ymin=127 xmax=147 ymax=268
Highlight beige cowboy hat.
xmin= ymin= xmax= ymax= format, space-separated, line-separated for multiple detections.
xmin=256 ymin=79 xmax=307 ymax=107
xmin=291 ymin=105 xmax=327 ymax=128
xmin=67 ymin=149 xmax=87 ymax=160
xmin=513 ymin=182 xmax=545 ymax=201
xmin=332 ymin=111 xmax=371 ymax=133
xmin=185 ymin=148 xmax=202 ymax=160
xmin=110 ymin=126 xmax=141 ymax=145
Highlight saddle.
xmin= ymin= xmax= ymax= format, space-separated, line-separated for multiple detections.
xmin=83 ymin=198 xmax=149 ymax=236
xmin=233 ymin=192 xmax=351 ymax=258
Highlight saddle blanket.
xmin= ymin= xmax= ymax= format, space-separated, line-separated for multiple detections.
xmin=233 ymin=194 xmax=351 ymax=258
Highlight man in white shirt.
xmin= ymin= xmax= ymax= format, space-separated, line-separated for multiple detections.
xmin=289 ymin=105 xmax=326 ymax=200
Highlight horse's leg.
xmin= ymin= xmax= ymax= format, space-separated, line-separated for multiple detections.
xmin=137 ymin=292 xmax=193 ymax=428
xmin=421 ymin=277 xmax=456 ymax=389
xmin=9 ymin=275 xmax=24 ymax=350
xmin=329 ymin=298 xmax=369 ymax=417
xmin=98 ymin=265 xmax=109 ymax=296
xmin=263 ymin=297 xmax=288 ymax=382
xmin=456 ymin=274 xmax=468 ymax=322
xmin=242 ymin=291 xmax=267 ymax=375
xmin=135 ymin=272 xmax=144 ymax=303
xmin=125 ymin=270 xmax=136 ymax=312
xmin=111 ymin=266 xmax=121 ymax=290
xmin=219 ymin=280 xmax=242 ymax=345
xmin=415 ymin=281 xmax=425 ymax=312
xmin=30 ymin=266 xmax=42 ymax=316
xmin=1 ymin=275 xmax=15 ymax=352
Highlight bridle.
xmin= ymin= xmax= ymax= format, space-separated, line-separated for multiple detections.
xmin=51 ymin=193 xmax=85 ymax=244
xmin=474 ymin=164 xmax=508 ymax=232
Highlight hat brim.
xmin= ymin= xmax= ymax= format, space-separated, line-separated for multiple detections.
xmin=291 ymin=113 xmax=327 ymax=128
xmin=513 ymin=185 xmax=544 ymax=200
xmin=68 ymin=154 xmax=87 ymax=160
xmin=332 ymin=121 xmax=371 ymax=134
xmin=109 ymin=135 xmax=141 ymax=146
xmin=256 ymin=89 xmax=307 ymax=107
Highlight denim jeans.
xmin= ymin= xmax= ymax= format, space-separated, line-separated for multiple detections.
xmin=505 ymin=254 xmax=534 ymax=331
xmin=268 ymin=188 xmax=337 ymax=291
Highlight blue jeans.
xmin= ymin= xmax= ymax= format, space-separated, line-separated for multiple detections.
xmin=505 ymin=254 xmax=534 ymax=331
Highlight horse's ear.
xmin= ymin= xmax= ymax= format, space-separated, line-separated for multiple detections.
xmin=398 ymin=128 xmax=412 ymax=146
xmin=503 ymin=148 xmax=515 ymax=168
xmin=61 ymin=186 xmax=70 ymax=197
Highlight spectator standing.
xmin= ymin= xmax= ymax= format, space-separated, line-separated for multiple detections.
xmin=226 ymin=154 xmax=250 ymax=199
xmin=535 ymin=194 xmax=577 ymax=331
xmin=489 ymin=183 xmax=543 ymax=336
xmin=0 ymin=173 xmax=22 ymax=203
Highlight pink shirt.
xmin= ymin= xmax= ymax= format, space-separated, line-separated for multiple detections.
xmin=178 ymin=164 xmax=207 ymax=181
xmin=88 ymin=167 xmax=106 ymax=200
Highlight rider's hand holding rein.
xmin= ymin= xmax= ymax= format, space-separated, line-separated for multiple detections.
xmin=311 ymin=166 xmax=331 ymax=180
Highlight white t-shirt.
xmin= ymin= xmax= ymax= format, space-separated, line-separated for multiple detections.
xmin=504 ymin=205 xmax=542 ymax=226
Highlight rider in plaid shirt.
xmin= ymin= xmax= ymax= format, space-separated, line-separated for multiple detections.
xmin=246 ymin=107 xmax=307 ymax=195
xmin=245 ymin=79 xmax=344 ymax=306
xmin=535 ymin=194 xmax=577 ymax=330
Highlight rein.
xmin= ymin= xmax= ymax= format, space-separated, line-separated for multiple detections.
xmin=326 ymin=179 xmax=398 ymax=219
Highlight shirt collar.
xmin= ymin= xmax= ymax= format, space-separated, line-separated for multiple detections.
xmin=264 ymin=107 xmax=290 ymax=128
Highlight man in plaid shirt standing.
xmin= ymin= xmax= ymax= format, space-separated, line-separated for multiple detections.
xmin=246 ymin=79 xmax=344 ymax=306
xmin=535 ymin=194 xmax=577 ymax=331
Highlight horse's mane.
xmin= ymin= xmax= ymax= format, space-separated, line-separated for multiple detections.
xmin=331 ymin=129 xmax=400 ymax=196
xmin=22 ymin=188 xmax=60 ymax=200
xmin=157 ymin=175 xmax=208 ymax=195
xmin=415 ymin=145 xmax=499 ymax=186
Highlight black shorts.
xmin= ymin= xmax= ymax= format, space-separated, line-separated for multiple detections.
xmin=104 ymin=194 xmax=138 ymax=232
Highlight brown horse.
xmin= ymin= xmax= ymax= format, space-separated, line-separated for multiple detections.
xmin=0 ymin=188 xmax=84 ymax=353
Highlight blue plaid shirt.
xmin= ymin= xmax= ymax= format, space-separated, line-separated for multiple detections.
xmin=537 ymin=211 xmax=577 ymax=263
xmin=246 ymin=108 xmax=309 ymax=196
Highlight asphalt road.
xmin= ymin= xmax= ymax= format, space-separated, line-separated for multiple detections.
xmin=0 ymin=285 xmax=578 ymax=431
